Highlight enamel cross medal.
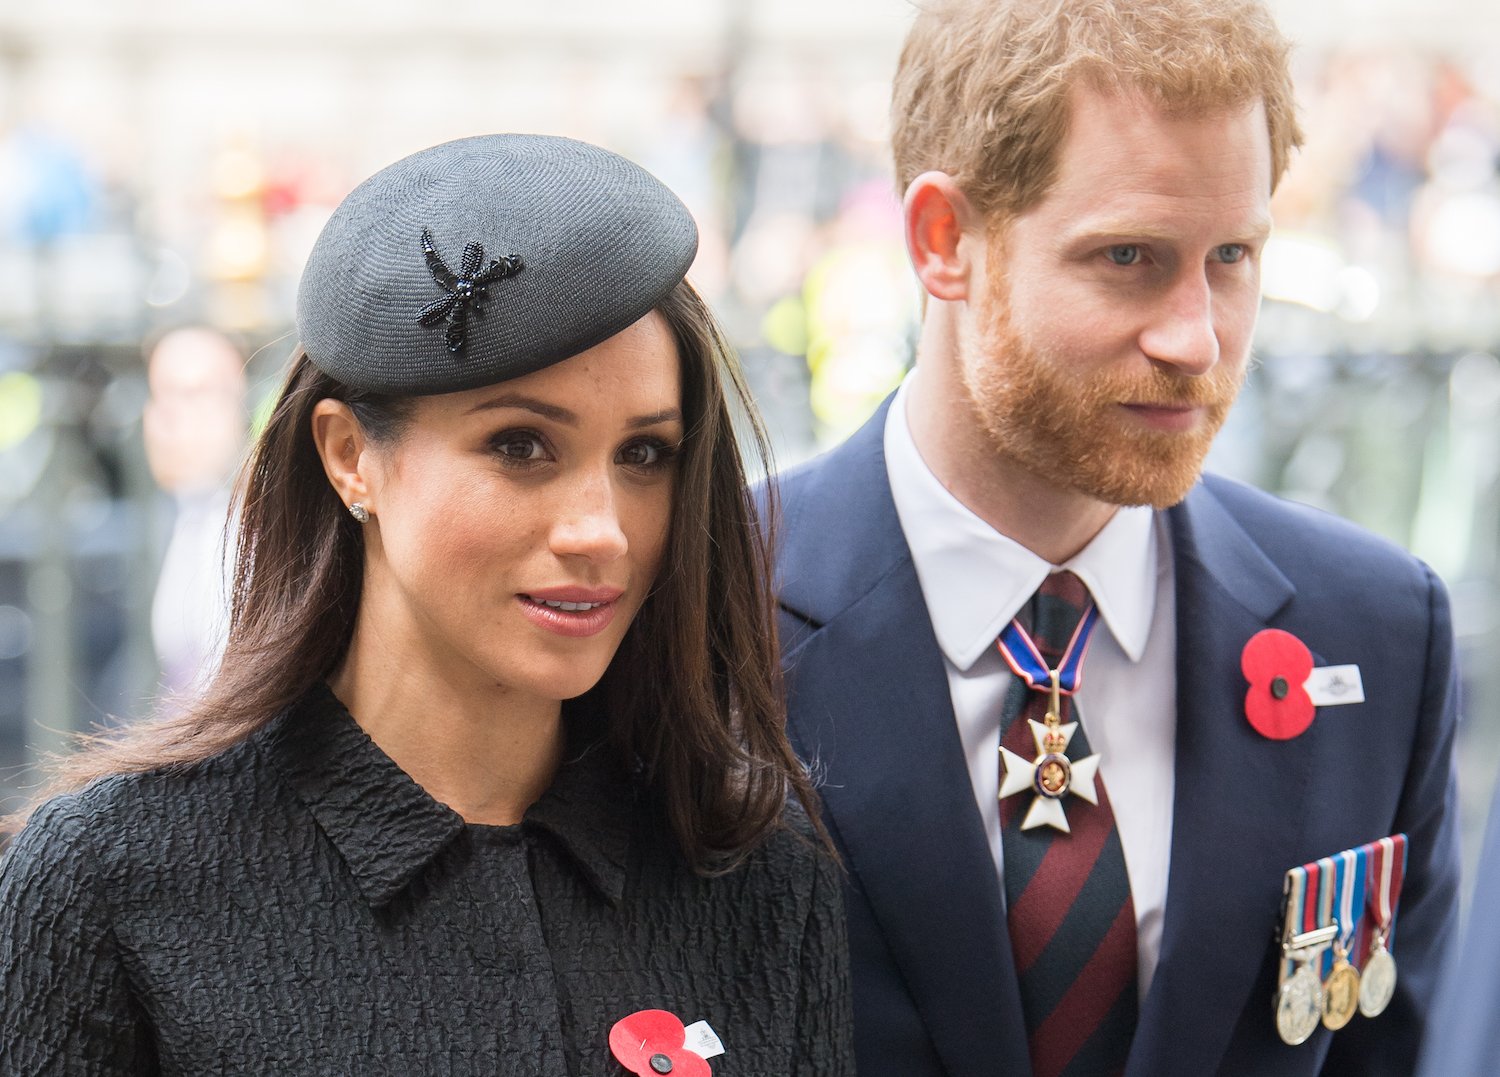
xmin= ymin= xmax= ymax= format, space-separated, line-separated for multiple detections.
xmin=996 ymin=601 xmax=1102 ymax=833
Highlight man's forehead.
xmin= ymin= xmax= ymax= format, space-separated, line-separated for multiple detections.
xmin=1017 ymin=86 xmax=1274 ymax=236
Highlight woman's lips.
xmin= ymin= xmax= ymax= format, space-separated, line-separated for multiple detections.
xmin=517 ymin=588 xmax=623 ymax=638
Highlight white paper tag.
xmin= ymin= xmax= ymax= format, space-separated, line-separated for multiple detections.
xmin=1305 ymin=665 xmax=1364 ymax=707
xmin=683 ymin=1020 xmax=725 ymax=1059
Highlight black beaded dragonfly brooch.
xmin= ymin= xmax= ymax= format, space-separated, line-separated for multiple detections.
xmin=415 ymin=228 xmax=524 ymax=355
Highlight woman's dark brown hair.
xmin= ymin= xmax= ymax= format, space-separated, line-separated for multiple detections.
xmin=13 ymin=280 xmax=824 ymax=872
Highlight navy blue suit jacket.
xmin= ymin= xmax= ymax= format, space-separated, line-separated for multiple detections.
xmin=772 ymin=400 xmax=1459 ymax=1077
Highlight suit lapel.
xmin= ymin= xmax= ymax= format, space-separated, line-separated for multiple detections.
xmin=779 ymin=404 xmax=1031 ymax=1077
xmin=1128 ymin=480 xmax=1313 ymax=1076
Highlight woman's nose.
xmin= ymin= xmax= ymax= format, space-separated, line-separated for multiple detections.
xmin=547 ymin=474 xmax=629 ymax=564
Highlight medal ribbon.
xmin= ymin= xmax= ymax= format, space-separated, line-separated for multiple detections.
xmin=1367 ymin=834 xmax=1408 ymax=931
xmin=1301 ymin=859 xmax=1321 ymax=937
xmin=1336 ymin=848 xmax=1363 ymax=955
xmin=1282 ymin=865 xmax=1307 ymax=982
xmin=996 ymin=599 xmax=1100 ymax=693
xmin=1315 ymin=856 xmax=1336 ymax=976
xmin=1353 ymin=833 xmax=1407 ymax=964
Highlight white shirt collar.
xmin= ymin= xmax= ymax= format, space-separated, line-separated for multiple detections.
xmin=884 ymin=376 xmax=1159 ymax=672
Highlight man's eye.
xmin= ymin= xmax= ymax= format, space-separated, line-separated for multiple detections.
xmin=1106 ymin=245 xmax=1141 ymax=266
xmin=1214 ymin=244 xmax=1247 ymax=264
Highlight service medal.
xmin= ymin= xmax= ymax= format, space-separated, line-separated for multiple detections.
xmin=1322 ymin=949 xmax=1360 ymax=1030
xmin=1359 ymin=936 xmax=1397 ymax=1018
xmin=1276 ymin=963 xmax=1324 ymax=1046
xmin=1323 ymin=848 xmax=1363 ymax=1030
xmin=1275 ymin=864 xmax=1337 ymax=1047
xmin=1357 ymin=835 xmax=1405 ymax=1019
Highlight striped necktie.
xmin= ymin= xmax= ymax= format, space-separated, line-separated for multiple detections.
xmin=999 ymin=570 xmax=1138 ymax=1077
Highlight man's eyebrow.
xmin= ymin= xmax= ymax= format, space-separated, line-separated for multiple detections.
xmin=465 ymin=395 xmax=683 ymax=429
xmin=1062 ymin=216 xmax=1274 ymax=245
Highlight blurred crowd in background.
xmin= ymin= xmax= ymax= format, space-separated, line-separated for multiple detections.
xmin=2 ymin=0 xmax=1500 ymax=890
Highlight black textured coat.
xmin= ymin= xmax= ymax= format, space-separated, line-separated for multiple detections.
xmin=0 ymin=685 xmax=852 ymax=1076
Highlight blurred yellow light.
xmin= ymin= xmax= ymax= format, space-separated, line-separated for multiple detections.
xmin=0 ymin=372 xmax=43 ymax=452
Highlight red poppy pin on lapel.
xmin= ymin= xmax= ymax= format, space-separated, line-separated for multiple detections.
xmin=1242 ymin=629 xmax=1367 ymax=740
xmin=1241 ymin=629 xmax=1316 ymax=740
xmin=609 ymin=1010 xmax=714 ymax=1076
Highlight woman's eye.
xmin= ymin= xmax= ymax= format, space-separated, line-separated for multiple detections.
xmin=492 ymin=432 xmax=547 ymax=462
xmin=1105 ymin=245 xmax=1141 ymax=266
xmin=617 ymin=439 xmax=676 ymax=470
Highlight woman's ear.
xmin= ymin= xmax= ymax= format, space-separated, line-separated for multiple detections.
xmin=310 ymin=400 xmax=373 ymax=513
xmin=902 ymin=171 xmax=984 ymax=302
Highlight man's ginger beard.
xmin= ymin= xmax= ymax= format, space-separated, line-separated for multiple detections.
xmin=961 ymin=273 xmax=1247 ymax=510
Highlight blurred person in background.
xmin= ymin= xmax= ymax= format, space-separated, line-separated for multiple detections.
xmin=0 ymin=134 xmax=851 ymax=1075
xmin=142 ymin=326 xmax=248 ymax=701
xmin=771 ymin=1 xmax=1459 ymax=1075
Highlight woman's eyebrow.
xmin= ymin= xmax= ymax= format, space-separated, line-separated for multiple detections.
xmin=465 ymin=393 xmax=575 ymax=423
xmin=465 ymin=394 xmax=682 ymax=430
xmin=628 ymin=408 xmax=683 ymax=430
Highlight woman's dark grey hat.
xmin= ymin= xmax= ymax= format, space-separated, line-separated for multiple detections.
xmin=296 ymin=134 xmax=698 ymax=396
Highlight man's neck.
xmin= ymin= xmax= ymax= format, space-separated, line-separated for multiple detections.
xmin=904 ymin=359 xmax=1120 ymax=566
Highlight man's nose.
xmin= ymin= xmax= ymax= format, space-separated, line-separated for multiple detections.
xmin=1137 ymin=271 xmax=1221 ymax=376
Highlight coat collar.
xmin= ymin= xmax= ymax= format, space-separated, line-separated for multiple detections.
xmin=259 ymin=684 xmax=633 ymax=909
xmin=775 ymin=395 xmax=910 ymax=628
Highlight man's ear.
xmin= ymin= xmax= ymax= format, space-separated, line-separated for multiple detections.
xmin=310 ymin=399 xmax=373 ymax=513
xmin=903 ymin=171 xmax=983 ymax=302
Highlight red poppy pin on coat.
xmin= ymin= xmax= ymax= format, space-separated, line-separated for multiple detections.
xmin=1241 ymin=628 xmax=1316 ymax=740
xmin=609 ymin=1010 xmax=713 ymax=1077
